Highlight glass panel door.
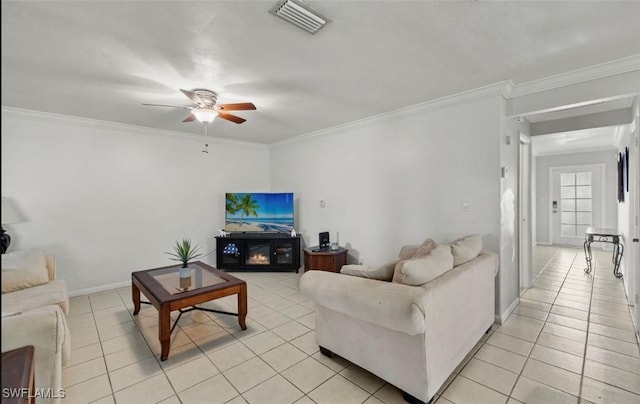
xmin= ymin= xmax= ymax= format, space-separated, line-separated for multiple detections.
xmin=220 ymin=240 xmax=241 ymax=265
xmin=560 ymin=171 xmax=592 ymax=237
xmin=552 ymin=165 xmax=603 ymax=247
xmin=274 ymin=241 xmax=295 ymax=265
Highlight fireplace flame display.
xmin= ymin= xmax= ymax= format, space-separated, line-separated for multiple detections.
xmin=248 ymin=253 xmax=269 ymax=265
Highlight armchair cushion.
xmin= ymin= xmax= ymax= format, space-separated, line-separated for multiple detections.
xmin=340 ymin=261 xmax=396 ymax=281
xmin=1 ymin=249 xmax=50 ymax=293
xmin=392 ymin=244 xmax=454 ymax=285
xmin=450 ymin=234 xmax=482 ymax=266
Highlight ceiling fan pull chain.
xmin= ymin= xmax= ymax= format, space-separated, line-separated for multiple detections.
xmin=202 ymin=123 xmax=209 ymax=153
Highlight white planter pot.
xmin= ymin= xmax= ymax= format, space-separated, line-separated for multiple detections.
xmin=179 ymin=267 xmax=191 ymax=278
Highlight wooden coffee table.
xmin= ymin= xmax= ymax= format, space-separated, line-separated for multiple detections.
xmin=132 ymin=261 xmax=247 ymax=360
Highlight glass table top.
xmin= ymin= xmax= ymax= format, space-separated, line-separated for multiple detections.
xmin=149 ymin=263 xmax=227 ymax=295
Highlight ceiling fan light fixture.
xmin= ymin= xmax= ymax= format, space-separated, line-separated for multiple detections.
xmin=270 ymin=0 xmax=329 ymax=34
xmin=192 ymin=108 xmax=217 ymax=123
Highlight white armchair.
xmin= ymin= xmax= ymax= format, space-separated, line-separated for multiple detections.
xmin=1 ymin=250 xmax=70 ymax=404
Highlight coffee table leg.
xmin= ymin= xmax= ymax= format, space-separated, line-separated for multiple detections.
xmin=159 ymin=305 xmax=171 ymax=361
xmin=132 ymin=282 xmax=141 ymax=315
xmin=238 ymin=284 xmax=247 ymax=330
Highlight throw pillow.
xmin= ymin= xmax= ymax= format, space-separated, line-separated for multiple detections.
xmin=398 ymin=238 xmax=437 ymax=261
xmin=413 ymin=239 xmax=437 ymax=258
xmin=392 ymin=244 xmax=454 ymax=286
xmin=340 ymin=261 xmax=395 ymax=282
xmin=450 ymin=234 xmax=482 ymax=266
xmin=1 ymin=249 xmax=50 ymax=294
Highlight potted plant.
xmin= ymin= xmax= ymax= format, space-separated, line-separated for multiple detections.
xmin=166 ymin=238 xmax=202 ymax=278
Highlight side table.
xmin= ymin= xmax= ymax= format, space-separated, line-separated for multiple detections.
xmin=1 ymin=345 xmax=35 ymax=404
xmin=303 ymin=247 xmax=348 ymax=272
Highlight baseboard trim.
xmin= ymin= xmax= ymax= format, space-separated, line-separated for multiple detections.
xmin=536 ymin=242 xmax=552 ymax=246
xmin=69 ymin=280 xmax=130 ymax=298
xmin=496 ymin=297 xmax=520 ymax=325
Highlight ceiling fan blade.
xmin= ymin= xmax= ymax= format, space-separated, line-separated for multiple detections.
xmin=142 ymin=103 xmax=191 ymax=110
xmin=217 ymin=102 xmax=256 ymax=111
xmin=180 ymin=89 xmax=205 ymax=106
xmin=183 ymin=114 xmax=196 ymax=123
xmin=218 ymin=112 xmax=246 ymax=124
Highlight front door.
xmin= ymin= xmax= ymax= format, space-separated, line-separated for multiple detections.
xmin=551 ymin=165 xmax=605 ymax=247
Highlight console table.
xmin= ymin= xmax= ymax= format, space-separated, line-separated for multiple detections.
xmin=303 ymin=247 xmax=348 ymax=272
xmin=583 ymin=227 xmax=624 ymax=278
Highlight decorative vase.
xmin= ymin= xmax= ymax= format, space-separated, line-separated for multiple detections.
xmin=179 ymin=266 xmax=191 ymax=278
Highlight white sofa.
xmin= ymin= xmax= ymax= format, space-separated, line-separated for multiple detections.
xmin=1 ymin=250 xmax=70 ymax=404
xmin=300 ymin=237 xmax=498 ymax=404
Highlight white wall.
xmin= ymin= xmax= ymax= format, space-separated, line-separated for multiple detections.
xmin=1 ymin=109 xmax=270 ymax=294
xmin=534 ymin=150 xmax=618 ymax=245
xmin=615 ymin=99 xmax=639 ymax=330
xmin=270 ymin=95 xmax=508 ymax=316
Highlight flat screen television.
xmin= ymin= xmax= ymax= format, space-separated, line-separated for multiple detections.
xmin=225 ymin=192 xmax=294 ymax=233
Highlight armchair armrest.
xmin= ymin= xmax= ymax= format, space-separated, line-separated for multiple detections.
xmin=300 ymin=271 xmax=427 ymax=335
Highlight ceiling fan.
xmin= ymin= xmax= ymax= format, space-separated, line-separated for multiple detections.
xmin=143 ymin=89 xmax=256 ymax=124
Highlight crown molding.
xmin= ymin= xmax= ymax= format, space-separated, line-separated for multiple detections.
xmin=1 ymin=107 xmax=269 ymax=150
xmin=508 ymin=54 xmax=640 ymax=98
xmin=271 ymin=81 xmax=510 ymax=149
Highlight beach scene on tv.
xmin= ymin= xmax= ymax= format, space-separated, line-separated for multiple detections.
xmin=225 ymin=192 xmax=295 ymax=232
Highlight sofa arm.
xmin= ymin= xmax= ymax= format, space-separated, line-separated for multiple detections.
xmin=45 ymin=255 xmax=56 ymax=280
xmin=300 ymin=271 xmax=427 ymax=335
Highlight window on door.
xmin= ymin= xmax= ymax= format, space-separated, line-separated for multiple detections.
xmin=560 ymin=172 xmax=593 ymax=237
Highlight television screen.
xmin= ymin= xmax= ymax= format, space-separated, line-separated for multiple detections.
xmin=225 ymin=192 xmax=294 ymax=233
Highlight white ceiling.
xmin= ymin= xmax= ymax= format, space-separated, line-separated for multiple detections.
xmin=531 ymin=126 xmax=619 ymax=157
xmin=2 ymin=1 xmax=640 ymax=145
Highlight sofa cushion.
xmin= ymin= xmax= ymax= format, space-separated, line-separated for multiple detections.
xmin=450 ymin=234 xmax=483 ymax=266
xmin=392 ymin=244 xmax=454 ymax=286
xmin=1 ymin=249 xmax=50 ymax=294
xmin=340 ymin=261 xmax=396 ymax=281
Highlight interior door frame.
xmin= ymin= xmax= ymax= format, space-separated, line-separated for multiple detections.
xmin=548 ymin=164 xmax=606 ymax=246
xmin=519 ymin=133 xmax=533 ymax=290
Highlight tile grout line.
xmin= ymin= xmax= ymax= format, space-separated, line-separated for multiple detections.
xmin=577 ymin=251 xmax=597 ymax=403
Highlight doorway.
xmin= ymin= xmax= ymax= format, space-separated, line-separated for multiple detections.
xmin=549 ymin=164 xmax=605 ymax=247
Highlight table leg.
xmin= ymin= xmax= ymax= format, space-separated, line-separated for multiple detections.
xmin=159 ymin=304 xmax=171 ymax=361
xmin=613 ymin=242 xmax=624 ymax=278
xmin=238 ymin=284 xmax=247 ymax=330
xmin=132 ymin=282 xmax=141 ymax=315
xmin=584 ymin=239 xmax=593 ymax=274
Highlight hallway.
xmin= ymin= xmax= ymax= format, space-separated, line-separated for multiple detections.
xmin=438 ymin=246 xmax=640 ymax=403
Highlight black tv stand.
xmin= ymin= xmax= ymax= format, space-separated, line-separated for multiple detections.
xmin=216 ymin=235 xmax=300 ymax=272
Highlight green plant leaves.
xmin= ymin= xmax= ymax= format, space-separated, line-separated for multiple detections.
xmin=165 ymin=238 xmax=202 ymax=267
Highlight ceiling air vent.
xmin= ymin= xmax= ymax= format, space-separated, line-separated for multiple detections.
xmin=270 ymin=0 xmax=330 ymax=34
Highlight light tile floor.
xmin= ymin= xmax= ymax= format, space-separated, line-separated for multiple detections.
xmin=63 ymin=246 xmax=640 ymax=403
